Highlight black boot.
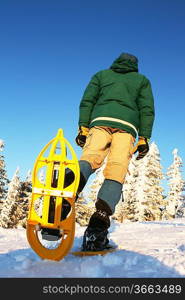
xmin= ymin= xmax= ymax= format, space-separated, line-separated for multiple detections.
xmin=81 ymin=199 xmax=112 ymax=251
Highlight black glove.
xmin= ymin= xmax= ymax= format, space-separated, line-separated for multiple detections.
xmin=75 ymin=126 xmax=89 ymax=148
xmin=134 ymin=137 xmax=149 ymax=160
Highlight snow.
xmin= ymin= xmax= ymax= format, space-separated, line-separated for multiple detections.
xmin=1 ymin=219 xmax=185 ymax=278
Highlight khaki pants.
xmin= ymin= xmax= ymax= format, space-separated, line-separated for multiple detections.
xmin=80 ymin=126 xmax=135 ymax=184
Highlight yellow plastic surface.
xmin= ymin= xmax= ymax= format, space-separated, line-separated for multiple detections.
xmin=71 ymin=248 xmax=116 ymax=256
xmin=26 ymin=129 xmax=80 ymax=261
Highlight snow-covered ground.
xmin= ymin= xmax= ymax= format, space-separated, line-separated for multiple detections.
xmin=1 ymin=218 xmax=185 ymax=278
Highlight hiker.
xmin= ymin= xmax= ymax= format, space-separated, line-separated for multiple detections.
xmin=75 ymin=52 xmax=155 ymax=251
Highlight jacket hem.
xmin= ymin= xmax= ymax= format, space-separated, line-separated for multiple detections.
xmin=90 ymin=117 xmax=138 ymax=136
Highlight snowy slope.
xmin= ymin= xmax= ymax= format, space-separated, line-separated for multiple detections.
xmin=0 ymin=219 xmax=185 ymax=278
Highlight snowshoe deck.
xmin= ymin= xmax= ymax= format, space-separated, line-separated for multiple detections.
xmin=26 ymin=129 xmax=80 ymax=261
xmin=71 ymin=245 xmax=117 ymax=256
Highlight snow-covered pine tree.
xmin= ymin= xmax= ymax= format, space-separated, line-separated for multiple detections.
xmin=173 ymin=150 xmax=185 ymax=218
xmin=86 ymin=157 xmax=107 ymax=203
xmin=0 ymin=140 xmax=9 ymax=213
xmin=38 ymin=168 xmax=45 ymax=184
xmin=34 ymin=168 xmax=46 ymax=217
xmin=176 ymin=194 xmax=185 ymax=217
xmin=113 ymin=156 xmax=136 ymax=222
xmin=0 ymin=167 xmax=20 ymax=228
xmin=118 ymin=142 xmax=164 ymax=222
xmin=15 ymin=170 xmax=32 ymax=228
xmin=141 ymin=142 xmax=165 ymax=221
xmin=128 ymin=155 xmax=149 ymax=221
xmin=166 ymin=149 xmax=185 ymax=218
xmin=75 ymin=191 xmax=95 ymax=226
xmin=112 ymin=195 xmax=124 ymax=223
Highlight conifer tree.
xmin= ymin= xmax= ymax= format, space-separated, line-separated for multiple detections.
xmin=166 ymin=149 xmax=185 ymax=218
xmin=87 ymin=158 xmax=107 ymax=203
xmin=176 ymin=195 xmax=185 ymax=218
xmin=0 ymin=140 xmax=9 ymax=213
xmin=75 ymin=192 xmax=95 ymax=226
xmin=130 ymin=155 xmax=149 ymax=221
xmin=0 ymin=167 xmax=20 ymax=228
xmin=113 ymin=156 xmax=136 ymax=222
xmin=38 ymin=168 xmax=45 ymax=184
xmin=115 ymin=142 xmax=164 ymax=222
xmin=142 ymin=142 xmax=165 ymax=221
xmin=15 ymin=170 xmax=32 ymax=228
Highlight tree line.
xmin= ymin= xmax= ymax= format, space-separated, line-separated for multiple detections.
xmin=0 ymin=139 xmax=184 ymax=229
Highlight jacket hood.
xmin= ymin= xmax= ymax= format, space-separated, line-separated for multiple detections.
xmin=110 ymin=53 xmax=138 ymax=73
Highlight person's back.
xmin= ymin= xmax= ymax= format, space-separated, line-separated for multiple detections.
xmin=79 ymin=53 xmax=154 ymax=140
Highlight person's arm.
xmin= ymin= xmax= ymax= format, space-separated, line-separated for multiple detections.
xmin=134 ymin=76 xmax=155 ymax=159
xmin=137 ymin=76 xmax=155 ymax=139
xmin=79 ymin=73 xmax=100 ymax=127
xmin=75 ymin=73 xmax=100 ymax=147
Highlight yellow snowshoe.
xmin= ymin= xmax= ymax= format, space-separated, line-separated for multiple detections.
xmin=26 ymin=129 xmax=80 ymax=261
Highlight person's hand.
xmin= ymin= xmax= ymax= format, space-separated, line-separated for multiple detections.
xmin=75 ymin=126 xmax=89 ymax=147
xmin=134 ymin=137 xmax=149 ymax=160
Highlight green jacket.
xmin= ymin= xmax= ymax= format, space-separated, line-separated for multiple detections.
xmin=78 ymin=53 xmax=155 ymax=139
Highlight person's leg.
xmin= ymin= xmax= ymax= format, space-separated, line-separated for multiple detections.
xmin=82 ymin=132 xmax=135 ymax=251
xmin=80 ymin=126 xmax=111 ymax=169
xmin=98 ymin=132 xmax=135 ymax=213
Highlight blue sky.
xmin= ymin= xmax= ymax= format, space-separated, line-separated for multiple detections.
xmin=0 ymin=0 xmax=185 ymax=193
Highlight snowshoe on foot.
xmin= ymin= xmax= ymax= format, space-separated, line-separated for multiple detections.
xmin=81 ymin=208 xmax=111 ymax=251
xmin=82 ymin=227 xmax=109 ymax=251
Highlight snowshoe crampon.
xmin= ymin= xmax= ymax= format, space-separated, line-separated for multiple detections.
xmin=71 ymin=245 xmax=117 ymax=257
xmin=71 ymin=226 xmax=117 ymax=256
xmin=26 ymin=129 xmax=80 ymax=261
